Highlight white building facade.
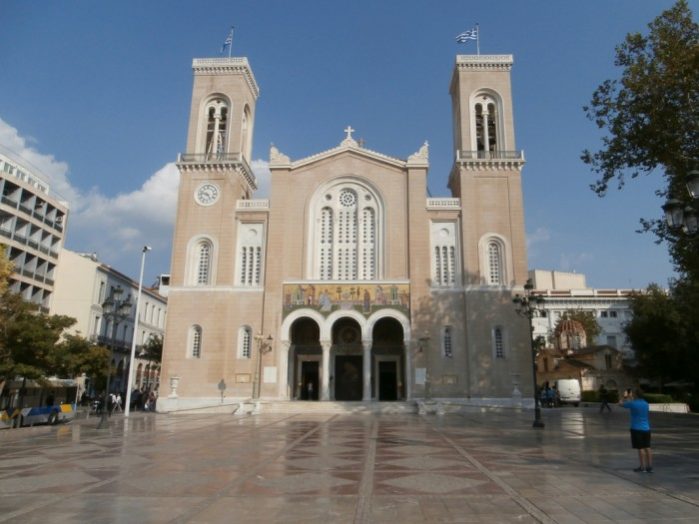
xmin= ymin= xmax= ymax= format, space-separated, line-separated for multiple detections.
xmin=529 ymin=270 xmax=635 ymax=361
xmin=51 ymin=249 xmax=168 ymax=394
xmin=0 ymin=153 xmax=68 ymax=309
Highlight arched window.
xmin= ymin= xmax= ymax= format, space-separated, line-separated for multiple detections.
xmin=204 ymin=98 xmax=229 ymax=156
xmin=190 ymin=325 xmax=202 ymax=358
xmin=236 ymin=223 xmax=264 ymax=286
xmin=493 ymin=327 xmax=505 ymax=359
xmin=487 ymin=240 xmax=503 ymax=285
xmin=241 ymin=105 xmax=253 ymax=160
xmin=442 ymin=326 xmax=453 ymax=358
xmin=196 ymin=241 xmax=212 ymax=285
xmin=238 ymin=326 xmax=252 ymax=359
xmin=430 ymin=222 xmax=459 ymax=287
xmin=311 ymin=182 xmax=381 ymax=281
xmin=472 ymin=92 xmax=502 ymax=155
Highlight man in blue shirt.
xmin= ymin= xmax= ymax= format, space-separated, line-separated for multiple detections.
xmin=620 ymin=389 xmax=652 ymax=473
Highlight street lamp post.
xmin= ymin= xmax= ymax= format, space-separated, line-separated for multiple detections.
xmin=253 ymin=333 xmax=273 ymax=399
xmin=97 ymin=286 xmax=132 ymax=429
xmin=663 ymin=169 xmax=699 ymax=234
xmin=124 ymin=245 xmax=151 ymax=418
xmin=513 ymin=278 xmax=545 ymax=429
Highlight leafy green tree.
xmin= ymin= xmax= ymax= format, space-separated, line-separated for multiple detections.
xmin=582 ymin=0 xmax=699 ymax=277
xmin=623 ymin=285 xmax=692 ymax=389
xmin=47 ymin=333 xmax=110 ymax=382
xmin=0 ymin=292 xmax=75 ymax=385
xmin=0 ymin=246 xmax=12 ymax=296
xmin=140 ymin=334 xmax=163 ymax=364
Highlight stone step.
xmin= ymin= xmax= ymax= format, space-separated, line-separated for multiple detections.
xmin=257 ymin=401 xmax=417 ymax=415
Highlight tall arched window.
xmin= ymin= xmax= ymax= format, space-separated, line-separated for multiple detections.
xmin=311 ymin=181 xmax=381 ymax=281
xmin=238 ymin=326 xmax=252 ymax=359
xmin=493 ymin=326 xmax=505 ymax=359
xmin=190 ymin=325 xmax=202 ymax=358
xmin=236 ymin=223 xmax=264 ymax=287
xmin=430 ymin=222 xmax=459 ymax=287
xmin=442 ymin=326 xmax=453 ymax=358
xmin=196 ymin=241 xmax=212 ymax=285
xmin=204 ymin=99 xmax=229 ymax=156
xmin=241 ymin=105 xmax=253 ymax=160
xmin=487 ymin=241 xmax=503 ymax=285
xmin=472 ymin=92 xmax=502 ymax=155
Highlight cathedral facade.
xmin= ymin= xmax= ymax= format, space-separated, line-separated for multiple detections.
xmin=159 ymin=53 xmax=533 ymax=411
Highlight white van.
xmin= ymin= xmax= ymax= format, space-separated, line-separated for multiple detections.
xmin=555 ymin=379 xmax=581 ymax=407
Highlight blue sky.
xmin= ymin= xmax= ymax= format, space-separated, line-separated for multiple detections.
xmin=1 ymin=0 xmax=692 ymax=288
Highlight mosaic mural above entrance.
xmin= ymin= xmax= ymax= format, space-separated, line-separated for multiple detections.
xmin=283 ymin=283 xmax=410 ymax=319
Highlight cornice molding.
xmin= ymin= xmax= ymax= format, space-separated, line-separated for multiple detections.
xmin=192 ymin=57 xmax=260 ymax=99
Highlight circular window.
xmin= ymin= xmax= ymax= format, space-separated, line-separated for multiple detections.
xmin=339 ymin=189 xmax=357 ymax=207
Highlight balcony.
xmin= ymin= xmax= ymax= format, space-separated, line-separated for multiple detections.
xmin=456 ymin=150 xmax=524 ymax=161
xmin=177 ymin=152 xmax=256 ymax=190
xmin=236 ymin=199 xmax=269 ymax=210
xmin=426 ymin=198 xmax=461 ymax=210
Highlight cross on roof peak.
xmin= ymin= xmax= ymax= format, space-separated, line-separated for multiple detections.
xmin=344 ymin=126 xmax=355 ymax=140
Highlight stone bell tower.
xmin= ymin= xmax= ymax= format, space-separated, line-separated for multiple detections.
xmin=448 ymin=54 xmax=528 ymax=287
xmin=161 ymin=57 xmax=261 ymax=406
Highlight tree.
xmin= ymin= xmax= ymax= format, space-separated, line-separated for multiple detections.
xmin=140 ymin=334 xmax=163 ymax=364
xmin=582 ymin=0 xmax=699 ymax=277
xmin=0 ymin=246 xmax=12 ymax=296
xmin=0 ymin=292 xmax=75 ymax=384
xmin=623 ymin=285 xmax=695 ymax=389
xmin=48 ymin=333 xmax=110 ymax=383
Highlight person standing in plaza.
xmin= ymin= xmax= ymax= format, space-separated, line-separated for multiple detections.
xmin=599 ymin=385 xmax=612 ymax=413
xmin=620 ymin=389 xmax=652 ymax=473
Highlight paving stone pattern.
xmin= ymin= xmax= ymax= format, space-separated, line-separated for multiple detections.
xmin=0 ymin=407 xmax=698 ymax=523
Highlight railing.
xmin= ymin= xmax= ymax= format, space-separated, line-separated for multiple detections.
xmin=426 ymin=198 xmax=461 ymax=209
xmin=178 ymin=152 xmax=246 ymax=164
xmin=236 ymin=199 xmax=269 ymax=210
xmin=456 ymin=150 xmax=524 ymax=161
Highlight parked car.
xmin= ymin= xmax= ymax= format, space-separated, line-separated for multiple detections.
xmin=555 ymin=379 xmax=581 ymax=407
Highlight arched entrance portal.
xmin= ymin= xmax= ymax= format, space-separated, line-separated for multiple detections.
xmin=290 ymin=317 xmax=321 ymax=400
xmin=332 ymin=318 xmax=363 ymax=400
xmin=372 ymin=317 xmax=405 ymax=401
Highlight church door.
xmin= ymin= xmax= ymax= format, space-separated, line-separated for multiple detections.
xmin=334 ymin=355 xmax=363 ymax=401
xmin=300 ymin=361 xmax=319 ymax=400
xmin=378 ymin=361 xmax=398 ymax=401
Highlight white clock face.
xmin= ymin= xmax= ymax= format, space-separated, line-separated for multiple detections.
xmin=196 ymin=183 xmax=219 ymax=206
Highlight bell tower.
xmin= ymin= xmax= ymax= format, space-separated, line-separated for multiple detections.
xmin=169 ymin=57 xmax=260 ymax=289
xmin=448 ymin=54 xmax=528 ymax=287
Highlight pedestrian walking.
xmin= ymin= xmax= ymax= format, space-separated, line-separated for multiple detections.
xmin=599 ymin=385 xmax=612 ymax=413
xmin=620 ymin=388 xmax=653 ymax=473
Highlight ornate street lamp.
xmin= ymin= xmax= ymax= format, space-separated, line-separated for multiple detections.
xmin=513 ymin=278 xmax=545 ymax=429
xmin=663 ymin=170 xmax=699 ymax=234
xmin=253 ymin=333 xmax=273 ymax=399
xmin=97 ymin=285 xmax=132 ymax=429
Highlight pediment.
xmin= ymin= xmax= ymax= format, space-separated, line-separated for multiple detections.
xmin=269 ymin=130 xmax=428 ymax=170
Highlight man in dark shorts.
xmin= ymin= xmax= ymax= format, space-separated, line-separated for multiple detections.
xmin=620 ymin=389 xmax=652 ymax=473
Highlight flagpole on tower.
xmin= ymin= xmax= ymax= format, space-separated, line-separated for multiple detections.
xmin=476 ymin=23 xmax=480 ymax=55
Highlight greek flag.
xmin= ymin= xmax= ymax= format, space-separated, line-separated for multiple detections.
xmin=456 ymin=28 xmax=478 ymax=43
xmin=221 ymin=27 xmax=234 ymax=53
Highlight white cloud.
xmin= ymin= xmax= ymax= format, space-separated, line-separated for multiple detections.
xmin=526 ymin=226 xmax=551 ymax=253
xmin=0 ymin=117 xmax=179 ymax=277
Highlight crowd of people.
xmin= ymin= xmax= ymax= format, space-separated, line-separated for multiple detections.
xmin=80 ymin=388 xmax=158 ymax=414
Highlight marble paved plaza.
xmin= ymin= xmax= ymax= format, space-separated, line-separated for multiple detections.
xmin=1 ymin=406 xmax=698 ymax=523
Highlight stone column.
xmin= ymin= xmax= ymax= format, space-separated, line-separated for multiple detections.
xmin=321 ymin=340 xmax=331 ymax=401
xmin=278 ymin=341 xmax=291 ymax=399
xmin=362 ymin=340 xmax=372 ymax=401
xmin=404 ymin=337 xmax=412 ymax=400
